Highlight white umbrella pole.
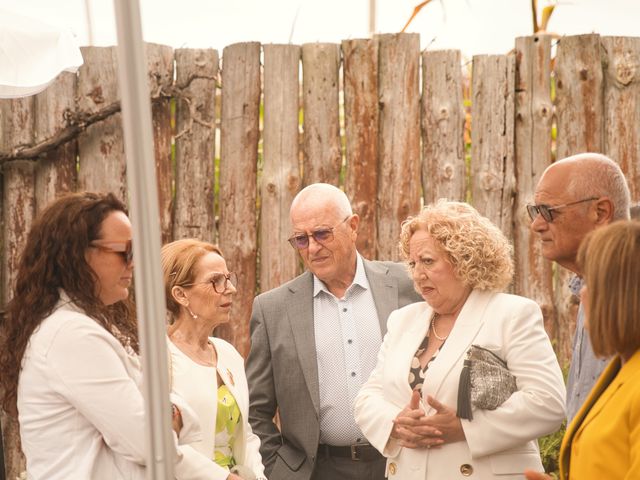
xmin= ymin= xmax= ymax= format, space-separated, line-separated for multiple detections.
xmin=84 ymin=0 xmax=94 ymax=46
xmin=112 ymin=1 xmax=174 ymax=479
xmin=368 ymin=0 xmax=376 ymax=36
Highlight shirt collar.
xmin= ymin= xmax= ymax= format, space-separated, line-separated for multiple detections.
xmin=313 ymin=253 xmax=369 ymax=298
xmin=568 ymin=275 xmax=584 ymax=296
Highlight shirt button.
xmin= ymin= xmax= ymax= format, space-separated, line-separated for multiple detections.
xmin=347 ymin=339 xmax=353 ymax=344
xmin=351 ymin=372 xmax=356 ymax=377
xmin=343 ymin=307 xmax=347 ymax=312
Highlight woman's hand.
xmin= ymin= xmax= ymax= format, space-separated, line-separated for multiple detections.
xmin=523 ymin=469 xmax=552 ymax=480
xmin=421 ymin=395 xmax=466 ymax=444
xmin=391 ymin=390 xmax=444 ymax=449
xmin=226 ymin=474 xmax=242 ymax=480
xmin=171 ymin=404 xmax=182 ymax=436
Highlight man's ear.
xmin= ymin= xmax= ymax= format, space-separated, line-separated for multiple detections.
xmin=171 ymin=285 xmax=189 ymax=307
xmin=349 ymin=213 xmax=360 ymax=236
xmin=594 ymin=197 xmax=614 ymax=225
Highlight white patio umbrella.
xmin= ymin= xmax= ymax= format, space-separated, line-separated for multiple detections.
xmin=0 ymin=8 xmax=83 ymax=98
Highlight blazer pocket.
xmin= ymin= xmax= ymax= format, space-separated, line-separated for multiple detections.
xmin=276 ymin=443 xmax=306 ymax=472
xmin=490 ymin=452 xmax=542 ymax=475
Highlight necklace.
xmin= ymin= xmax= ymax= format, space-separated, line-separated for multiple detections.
xmin=170 ymin=336 xmax=217 ymax=367
xmin=430 ymin=313 xmax=449 ymax=341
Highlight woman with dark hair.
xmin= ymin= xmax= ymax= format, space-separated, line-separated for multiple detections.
xmin=162 ymin=239 xmax=266 ymax=480
xmin=0 ymin=192 xmax=221 ymax=480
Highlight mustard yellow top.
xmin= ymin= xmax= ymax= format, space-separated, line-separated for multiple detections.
xmin=560 ymin=350 xmax=640 ymax=480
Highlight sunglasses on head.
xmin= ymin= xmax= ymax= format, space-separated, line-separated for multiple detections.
xmin=182 ymin=272 xmax=238 ymax=293
xmin=287 ymin=216 xmax=351 ymax=250
xmin=90 ymin=240 xmax=133 ymax=264
xmin=526 ymin=197 xmax=599 ymax=223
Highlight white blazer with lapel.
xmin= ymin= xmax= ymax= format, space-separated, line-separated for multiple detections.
xmin=213 ymin=338 xmax=266 ymax=477
xmin=355 ymin=289 xmax=566 ymax=480
xmin=168 ymin=338 xmax=266 ymax=479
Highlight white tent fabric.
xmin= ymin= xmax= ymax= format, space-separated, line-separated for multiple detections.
xmin=0 ymin=8 xmax=83 ymax=98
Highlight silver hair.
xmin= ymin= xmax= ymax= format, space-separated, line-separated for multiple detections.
xmin=290 ymin=183 xmax=353 ymax=218
xmin=557 ymin=153 xmax=631 ymax=221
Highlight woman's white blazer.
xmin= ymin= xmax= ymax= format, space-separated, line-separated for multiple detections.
xmin=18 ymin=295 xmax=224 ymax=480
xmin=169 ymin=337 xmax=266 ymax=480
xmin=355 ymin=289 xmax=566 ymax=479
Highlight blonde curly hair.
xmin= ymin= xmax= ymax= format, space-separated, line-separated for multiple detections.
xmin=399 ymin=200 xmax=513 ymax=291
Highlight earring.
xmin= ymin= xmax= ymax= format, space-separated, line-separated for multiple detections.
xmin=186 ymin=306 xmax=198 ymax=319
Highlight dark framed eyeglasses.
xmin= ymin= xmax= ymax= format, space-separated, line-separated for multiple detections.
xmin=287 ymin=215 xmax=351 ymax=250
xmin=90 ymin=240 xmax=133 ymax=264
xmin=526 ymin=197 xmax=599 ymax=223
xmin=183 ymin=272 xmax=238 ymax=294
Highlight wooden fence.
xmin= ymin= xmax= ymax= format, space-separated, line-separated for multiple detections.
xmin=1 ymin=33 xmax=639 ymax=478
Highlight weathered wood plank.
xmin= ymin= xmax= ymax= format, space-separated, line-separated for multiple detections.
xmin=601 ymin=36 xmax=640 ymax=203
xmin=553 ymin=34 xmax=604 ymax=364
xmin=261 ymin=44 xmax=301 ymax=292
xmin=421 ymin=49 xmax=466 ymax=204
xmin=173 ymin=48 xmax=218 ymax=243
xmin=301 ymin=43 xmax=341 ymax=186
xmin=218 ymin=42 xmax=261 ymax=357
xmin=471 ymin=54 xmax=516 ymax=239
xmin=513 ymin=35 xmax=557 ymax=343
xmin=146 ymin=43 xmax=175 ymax=244
xmin=343 ymin=39 xmax=379 ymax=259
xmin=34 ymin=72 xmax=78 ymax=213
xmin=555 ymin=34 xmax=604 ymax=159
xmin=1 ymin=161 xmax=35 ymax=311
xmin=0 ymin=98 xmax=34 ymax=153
xmin=1 ymin=160 xmax=35 ymax=480
xmin=0 ymin=94 xmax=35 ymax=480
xmin=77 ymin=46 xmax=127 ymax=200
xmin=376 ymin=33 xmax=421 ymax=260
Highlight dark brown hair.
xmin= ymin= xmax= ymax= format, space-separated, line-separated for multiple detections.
xmin=577 ymin=220 xmax=640 ymax=359
xmin=0 ymin=192 xmax=139 ymax=415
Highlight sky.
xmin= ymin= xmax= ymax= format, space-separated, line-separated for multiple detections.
xmin=2 ymin=0 xmax=639 ymax=59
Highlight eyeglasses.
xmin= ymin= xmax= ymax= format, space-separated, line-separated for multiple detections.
xmin=287 ymin=216 xmax=351 ymax=250
xmin=183 ymin=272 xmax=238 ymax=293
xmin=90 ymin=240 xmax=133 ymax=264
xmin=526 ymin=197 xmax=599 ymax=223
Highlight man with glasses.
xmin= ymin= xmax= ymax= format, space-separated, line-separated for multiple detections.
xmin=528 ymin=152 xmax=631 ymax=422
xmin=246 ymin=183 xmax=420 ymax=480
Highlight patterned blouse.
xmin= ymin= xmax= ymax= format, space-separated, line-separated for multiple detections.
xmin=214 ymin=384 xmax=241 ymax=468
xmin=408 ymin=332 xmax=447 ymax=391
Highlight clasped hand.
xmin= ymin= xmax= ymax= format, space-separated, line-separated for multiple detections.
xmin=390 ymin=390 xmax=465 ymax=449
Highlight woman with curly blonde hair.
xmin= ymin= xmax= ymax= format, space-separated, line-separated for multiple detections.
xmin=355 ymin=200 xmax=565 ymax=479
